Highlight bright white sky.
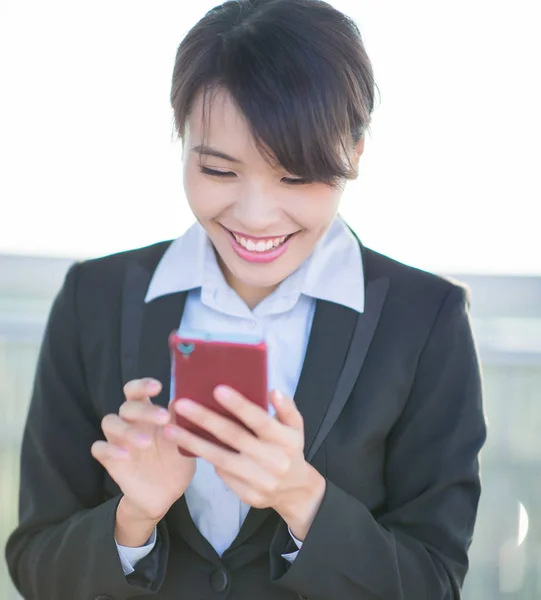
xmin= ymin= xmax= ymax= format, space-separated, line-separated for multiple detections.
xmin=0 ymin=0 xmax=539 ymax=274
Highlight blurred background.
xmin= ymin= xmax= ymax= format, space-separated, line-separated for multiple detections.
xmin=1 ymin=0 xmax=540 ymax=598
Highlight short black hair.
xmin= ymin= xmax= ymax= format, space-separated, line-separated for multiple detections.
xmin=170 ymin=0 xmax=376 ymax=184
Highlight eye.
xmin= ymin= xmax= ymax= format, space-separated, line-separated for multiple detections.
xmin=281 ymin=177 xmax=314 ymax=185
xmin=200 ymin=166 xmax=237 ymax=178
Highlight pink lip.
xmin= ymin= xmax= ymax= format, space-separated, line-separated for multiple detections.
xmin=223 ymin=227 xmax=296 ymax=264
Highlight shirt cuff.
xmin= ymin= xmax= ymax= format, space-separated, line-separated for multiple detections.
xmin=281 ymin=526 xmax=304 ymax=563
xmin=116 ymin=528 xmax=157 ymax=575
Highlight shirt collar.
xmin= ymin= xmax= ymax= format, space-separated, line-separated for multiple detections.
xmin=144 ymin=221 xmax=207 ymax=301
xmin=301 ymin=217 xmax=365 ymax=313
xmin=145 ymin=216 xmax=364 ymax=314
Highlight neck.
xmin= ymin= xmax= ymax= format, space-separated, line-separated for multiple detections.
xmin=232 ymin=279 xmax=277 ymax=310
xmin=216 ymin=255 xmax=277 ymax=310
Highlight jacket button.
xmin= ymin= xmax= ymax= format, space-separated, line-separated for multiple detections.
xmin=209 ymin=568 xmax=229 ymax=592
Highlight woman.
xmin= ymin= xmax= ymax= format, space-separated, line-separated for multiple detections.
xmin=5 ymin=1 xmax=486 ymax=599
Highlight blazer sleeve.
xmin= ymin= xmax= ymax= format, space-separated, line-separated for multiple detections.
xmin=269 ymin=286 xmax=487 ymax=600
xmin=4 ymin=263 xmax=169 ymax=600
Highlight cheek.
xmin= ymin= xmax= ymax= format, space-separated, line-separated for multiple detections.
xmin=293 ymin=189 xmax=342 ymax=233
xmin=183 ymin=169 xmax=230 ymax=220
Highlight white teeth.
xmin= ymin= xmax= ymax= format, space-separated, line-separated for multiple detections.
xmin=233 ymin=233 xmax=289 ymax=252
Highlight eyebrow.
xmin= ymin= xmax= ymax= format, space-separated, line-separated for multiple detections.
xmin=191 ymin=145 xmax=242 ymax=163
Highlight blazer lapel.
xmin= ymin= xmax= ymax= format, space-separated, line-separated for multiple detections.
xmin=131 ymin=269 xmax=220 ymax=563
xmin=306 ymin=276 xmax=389 ymax=461
xmin=138 ymin=289 xmax=222 ymax=562
xmin=295 ymin=300 xmax=359 ymax=456
xmin=228 ymin=266 xmax=389 ymax=553
xmin=138 ymin=290 xmax=187 ymax=408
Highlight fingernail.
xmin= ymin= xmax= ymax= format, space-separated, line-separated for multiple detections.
xmin=215 ymin=386 xmax=232 ymax=401
xmin=176 ymin=399 xmax=197 ymax=413
xmin=147 ymin=379 xmax=161 ymax=392
xmin=136 ymin=433 xmax=151 ymax=446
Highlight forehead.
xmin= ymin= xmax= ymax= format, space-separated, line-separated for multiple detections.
xmin=185 ymin=87 xmax=260 ymax=154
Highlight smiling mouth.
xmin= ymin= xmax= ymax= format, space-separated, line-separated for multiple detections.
xmin=221 ymin=225 xmax=297 ymax=253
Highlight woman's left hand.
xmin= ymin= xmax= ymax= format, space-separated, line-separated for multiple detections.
xmin=163 ymin=386 xmax=326 ymax=540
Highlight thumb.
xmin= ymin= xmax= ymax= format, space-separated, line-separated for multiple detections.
xmin=270 ymin=390 xmax=303 ymax=430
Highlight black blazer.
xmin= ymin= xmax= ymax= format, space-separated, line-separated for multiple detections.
xmin=5 ymin=238 xmax=486 ymax=600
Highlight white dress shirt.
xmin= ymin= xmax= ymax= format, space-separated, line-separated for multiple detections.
xmin=116 ymin=216 xmax=365 ymax=575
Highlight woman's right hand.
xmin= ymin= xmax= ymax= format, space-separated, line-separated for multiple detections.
xmin=91 ymin=378 xmax=196 ymax=530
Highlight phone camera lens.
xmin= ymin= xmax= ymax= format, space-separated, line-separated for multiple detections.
xmin=178 ymin=342 xmax=195 ymax=355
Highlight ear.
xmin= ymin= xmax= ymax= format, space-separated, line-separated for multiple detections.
xmin=354 ymin=136 xmax=365 ymax=160
xmin=349 ymin=136 xmax=365 ymax=177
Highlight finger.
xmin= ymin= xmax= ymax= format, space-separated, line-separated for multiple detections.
xmin=101 ymin=414 xmax=153 ymax=449
xmin=123 ymin=378 xmax=162 ymax=402
xmin=91 ymin=440 xmax=129 ymax=464
xmin=216 ymin=447 xmax=288 ymax=485
xmin=212 ymin=386 xmax=285 ymax=442
xmin=173 ymin=399 xmax=279 ymax=464
xmin=119 ymin=401 xmax=170 ymax=426
xmin=214 ymin=466 xmax=275 ymax=508
xmin=163 ymin=423 xmax=240 ymax=470
xmin=270 ymin=390 xmax=304 ymax=430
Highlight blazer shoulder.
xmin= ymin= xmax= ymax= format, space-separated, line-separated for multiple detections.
xmin=61 ymin=241 xmax=173 ymax=320
xmin=362 ymin=245 xmax=471 ymax=309
xmin=75 ymin=240 xmax=172 ymax=290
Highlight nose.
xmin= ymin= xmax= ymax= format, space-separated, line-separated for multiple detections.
xmin=231 ymin=180 xmax=281 ymax=233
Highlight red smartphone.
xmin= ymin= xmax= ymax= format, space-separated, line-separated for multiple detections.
xmin=168 ymin=329 xmax=268 ymax=457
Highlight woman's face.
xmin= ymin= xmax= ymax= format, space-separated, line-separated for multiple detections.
xmin=182 ymin=88 xmax=362 ymax=306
